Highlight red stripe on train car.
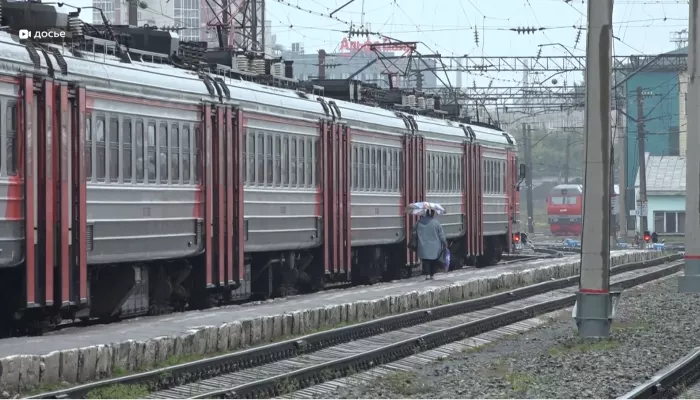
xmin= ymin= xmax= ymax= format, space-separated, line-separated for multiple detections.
xmin=203 ymin=104 xmax=214 ymax=287
xmin=343 ymin=126 xmax=351 ymax=275
xmin=58 ymin=84 xmax=70 ymax=306
xmin=21 ymin=76 xmax=36 ymax=306
xmin=236 ymin=110 xmax=245 ymax=283
xmin=225 ymin=106 xmax=234 ymax=285
xmin=77 ymin=86 xmax=88 ymax=303
xmin=43 ymin=79 xmax=56 ymax=306
xmin=322 ymin=121 xmax=330 ymax=273
xmin=216 ymin=106 xmax=225 ymax=286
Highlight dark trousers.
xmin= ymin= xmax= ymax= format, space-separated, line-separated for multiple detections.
xmin=422 ymin=259 xmax=441 ymax=276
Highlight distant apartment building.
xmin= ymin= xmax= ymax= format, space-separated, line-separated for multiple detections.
xmin=91 ymin=0 xmax=269 ymax=50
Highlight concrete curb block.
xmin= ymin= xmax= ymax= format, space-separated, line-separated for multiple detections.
xmin=0 ymin=250 xmax=661 ymax=393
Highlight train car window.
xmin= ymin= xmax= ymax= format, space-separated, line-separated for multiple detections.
xmin=265 ymin=134 xmax=273 ymax=185
xmin=281 ymin=136 xmax=288 ymax=186
xmin=135 ymin=121 xmax=144 ymax=183
xmin=246 ymin=131 xmax=254 ymax=185
xmin=122 ymin=119 xmax=132 ymax=183
xmin=290 ymin=136 xmax=297 ymax=187
xmin=452 ymin=156 xmax=457 ymax=192
xmin=314 ymin=139 xmax=320 ymax=187
xmin=5 ymin=102 xmax=17 ymax=177
xmin=483 ymin=160 xmax=489 ymax=193
xmin=242 ymin=130 xmax=247 ymax=185
xmin=96 ymin=116 xmax=106 ymax=182
xmin=368 ymin=147 xmax=375 ymax=191
xmin=380 ymin=149 xmax=386 ymax=191
xmin=351 ymin=146 xmax=357 ymax=190
xmin=394 ymin=150 xmax=399 ymax=191
xmin=194 ymin=125 xmax=201 ymax=184
xmin=298 ymin=137 xmax=305 ymax=188
xmin=84 ymin=113 xmax=91 ymax=181
xmin=182 ymin=125 xmax=191 ymax=184
xmin=108 ymin=117 xmax=119 ymax=182
xmin=147 ymin=123 xmax=156 ymax=183
xmin=305 ymin=139 xmax=312 ymax=187
xmin=159 ymin=123 xmax=168 ymax=183
xmin=171 ymin=124 xmax=179 ymax=184
xmin=255 ymin=132 xmax=263 ymax=186
xmin=429 ymin=154 xmax=436 ymax=192
xmin=273 ymin=135 xmax=281 ymax=186
xmin=357 ymin=145 xmax=363 ymax=190
xmin=447 ymin=156 xmax=452 ymax=192
xmin=386 ymin=149 xmax=392 ymax=191
xmin=398 ymin=150 xmax=403 ymax=191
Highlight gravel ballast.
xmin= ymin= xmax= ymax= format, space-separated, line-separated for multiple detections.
xmin=330 ymin=274 xmax=700 ymax=399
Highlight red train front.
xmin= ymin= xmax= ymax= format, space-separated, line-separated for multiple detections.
xmin=547 ymin=184 xmax=583 ymax=237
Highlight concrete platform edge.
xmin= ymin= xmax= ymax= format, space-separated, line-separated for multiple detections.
xmin=0 ymin=251 xmax=660 ymax=394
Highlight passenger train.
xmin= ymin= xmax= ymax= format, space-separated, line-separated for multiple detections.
xmin=0 ymin=6 xmax=525 ymax=335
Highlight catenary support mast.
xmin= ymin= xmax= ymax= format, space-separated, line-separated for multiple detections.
xmin=575 ymin=0 xmax=614 ymax=338
xmin=679 ymin=0 xmax=700 ymax=293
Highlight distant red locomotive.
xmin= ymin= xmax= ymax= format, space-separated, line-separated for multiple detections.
xmin=546 ymin=184 xmax=619 ymax=237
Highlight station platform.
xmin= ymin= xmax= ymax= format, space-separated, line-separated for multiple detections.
xmin=0 ymin=250 xmax=659 ymax=393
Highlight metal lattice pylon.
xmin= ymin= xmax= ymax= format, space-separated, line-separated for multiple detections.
xmin=201 ymin=0 xmax=264 ymax=50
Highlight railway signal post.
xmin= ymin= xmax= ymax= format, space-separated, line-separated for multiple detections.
xmin=575 ymin=0 xmax=614 ymax=338
xmin=679 ymin=0 xmax=700 ymax=293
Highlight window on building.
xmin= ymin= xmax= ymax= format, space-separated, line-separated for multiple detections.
xmin=653 ymin=211 xmax=686 ymax=234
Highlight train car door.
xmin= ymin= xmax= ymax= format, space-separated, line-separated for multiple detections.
xmin=320 ymin=116 xmax=351 ymax=281
xmin=206 ymin=103 xmax=248 ymax=298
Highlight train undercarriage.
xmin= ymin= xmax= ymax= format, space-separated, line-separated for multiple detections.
xmin=0 ymin=233 xmax=509 ymax=338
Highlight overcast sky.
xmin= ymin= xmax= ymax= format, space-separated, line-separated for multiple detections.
xmin=63 ymin=0 xmax=691 ymax=86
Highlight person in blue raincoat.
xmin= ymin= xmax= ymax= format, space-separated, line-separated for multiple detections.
xmin=416 ymin=208 xmax=447 ymax=280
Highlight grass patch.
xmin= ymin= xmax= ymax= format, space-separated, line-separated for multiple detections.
xmin=549 ymin=338 xmax=620 ymax=356
xmin=612 ymin=320 xmax=651 ymax=332
xmin=87 ymin=384 xmax=150 ymax=399
xmin=506 ymin=372 xmax=535 ymax=394
xmin=381 ymin=371 xmax=432 ymax=397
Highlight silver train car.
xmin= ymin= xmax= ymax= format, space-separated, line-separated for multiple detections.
xmin=0 ymin=29 xmax=524 ymax=334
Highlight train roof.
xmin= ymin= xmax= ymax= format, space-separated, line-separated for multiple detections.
xmin=0 ymin=28 xmax=515 ymax=149
xmin=551 ymin=184 xmax=620 ymax=195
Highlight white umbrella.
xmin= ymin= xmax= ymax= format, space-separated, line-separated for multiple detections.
xmin=405 ymin=202 xmax=446 ymax=215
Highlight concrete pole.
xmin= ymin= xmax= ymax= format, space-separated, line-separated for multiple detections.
xmin=575 ymin=0 xmax=614 ymax=338
xmin=679 ymin=0 xmax=700 ymax=293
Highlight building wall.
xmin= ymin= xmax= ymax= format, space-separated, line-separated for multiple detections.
xmin=625 ymin=71 xmax=681 ymax=216
xmin=632 ymin=192 xmax=685 ymax=232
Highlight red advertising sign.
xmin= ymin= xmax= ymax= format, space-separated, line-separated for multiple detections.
xmin=338 ymin=37 xmax=414 ymax=56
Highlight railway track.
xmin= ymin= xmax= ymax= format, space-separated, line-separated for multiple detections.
xmin=29 ymin=254 xmax=681 ymax=400
xmin=620 ymin=347 xmax=700 ymax=399
xmin=5 ymin=253 xmax=554 ymax=340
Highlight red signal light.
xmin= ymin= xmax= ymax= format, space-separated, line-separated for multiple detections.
xmin=514 ymin=234 xmax=520 ymax=243
xmin=644 ymin=234 xmax=650 ymax=241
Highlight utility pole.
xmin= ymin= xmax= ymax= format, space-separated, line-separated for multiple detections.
xmin=564 ymin=132 xmax=571 ymax=183
xmin=575 ymin=0 xmax=613 ymax=338
xmin=524 ymin=124 xmax=534 ymax=234
xmin=679 ymin=0 xmax=700 ymax=293
xmin=616 ymin=102 xmax=627 ymax=239
xmin=636 ymin=86 xmax=648 ymax=233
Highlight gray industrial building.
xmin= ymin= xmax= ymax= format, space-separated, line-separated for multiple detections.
xmin=280 ymin=42 xmax=437 ymax=89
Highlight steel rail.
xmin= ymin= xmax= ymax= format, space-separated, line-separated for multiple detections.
xmin=29 ymin=254 xmax=681 ymax=399
xmin=193 ymin=260 xmax=685 ymax=399
xmin=620 ymin=347 xmax=700 ymax=399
